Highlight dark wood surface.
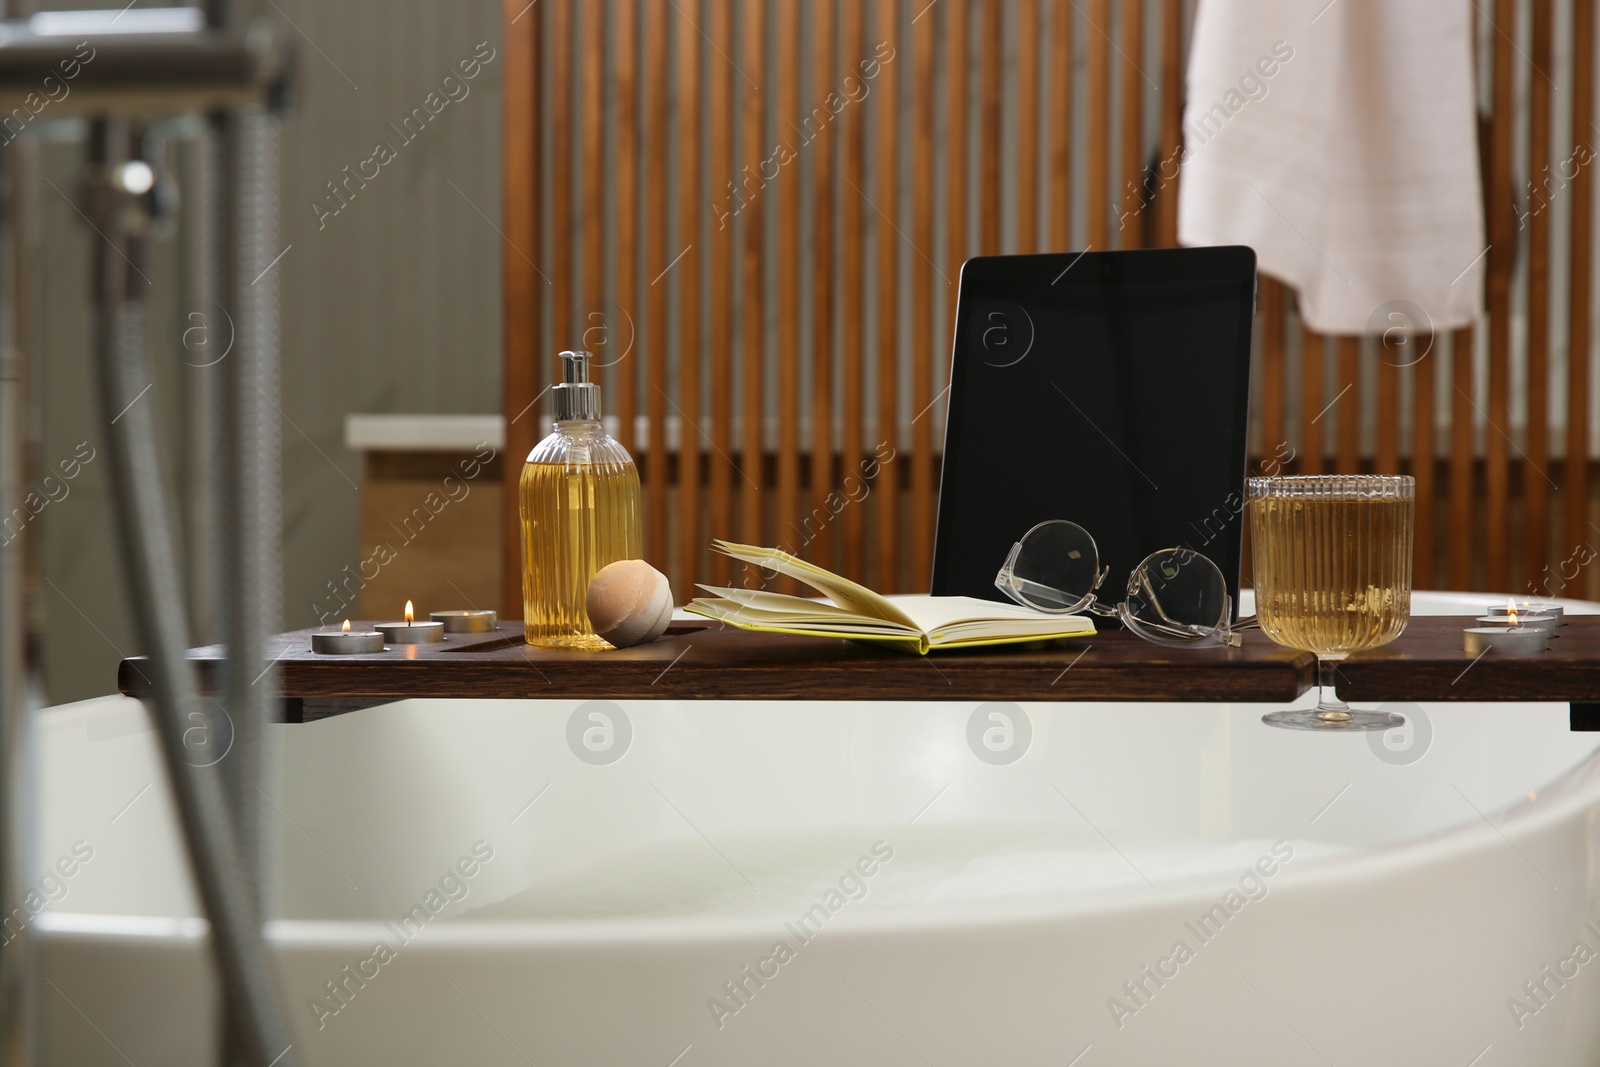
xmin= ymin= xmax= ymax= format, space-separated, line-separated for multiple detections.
xmin=1335 ymin=615 xmax=1600 ymax=702
xmin=116 ymin=616 xmax=1600 ymax=721
xmin=118 ymin=620 xmax=1315 ymax=711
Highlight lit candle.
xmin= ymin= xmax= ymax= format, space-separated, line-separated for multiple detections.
xmin=311 ymin=619 xmax=385 ymax=655
xmin=375 ymin=600 xmax=445 ymax=644
xmin=1475 ymin=605 xmax=1558 ymax=634
xmin=1489 ymin=598 xmax=1564 ymax=625
xmin=429 ymin=609 xmax=498 ymax=633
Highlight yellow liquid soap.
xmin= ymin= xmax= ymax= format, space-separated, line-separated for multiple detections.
xmin=520 ymin=446 xmax=642 ymax=648
xmin=522 ymin=350 xmax=643 ymax=647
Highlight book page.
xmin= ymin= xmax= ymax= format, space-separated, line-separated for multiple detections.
xmin=687 ymin=599 xmax=913 ymax=632
xmin=927 ymin=618 xmax=1097 ymax=647
xmin=693 ymin=586 xmax=919 ymax=631
xmin=710 ymin=541 xmax=920 ymax=629
xmin=889 ymin=594 xmax=1093 ymax=634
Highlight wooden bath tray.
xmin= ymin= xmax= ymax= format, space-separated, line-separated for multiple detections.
xmin=116 ymin=617 xmax=1600 ymax=725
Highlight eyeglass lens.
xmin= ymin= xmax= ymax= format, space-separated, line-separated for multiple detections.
xmin=1123 ymin=548 xmax=1229 ymax=642
xmin=1007 ymin=520 xmax=1101 ymax=611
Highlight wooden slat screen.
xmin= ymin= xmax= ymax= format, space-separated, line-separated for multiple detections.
xmin=873 ymin=0 xmax=900 ymax=593
xmin=838 ymin=0 xmax=865 ymax=586
xmin=1450 ymin=328 xmax=1476 ymax=589
xmin=1571 ymin=0 xmax=1596 ymax=581
xmin=503 ymin=0 xmax=1600 ymax=614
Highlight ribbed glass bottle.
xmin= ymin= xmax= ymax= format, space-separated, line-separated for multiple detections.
xmin=519 ymin=351 xmax=643 ymax=648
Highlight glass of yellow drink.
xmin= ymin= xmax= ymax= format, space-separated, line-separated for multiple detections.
xmin=1248 ymin=475 xmax=1414 ymax=730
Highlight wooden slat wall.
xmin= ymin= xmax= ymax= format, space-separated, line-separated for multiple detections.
xmin=1084 ymin=0 xmax=1110 ymax=249
xmin=1375 ymin=342 xmax=1399 ymax=477
xmin=1299 ymin=326 xmax=1324 ymax=476
xmin=1015 ymin=1 xmax=1039 ymax=254
xmin=1411 ymin=334 xmax=1436 ymax=589
xmin=504 ymin=0 xmax=1600 ymax=614
xmin=501 ymin=0 xmax=538 ymax=617
xmin=706 ymin=0 xmax=732 ymax=585
xmin=811 ymin=0 xmax=837 ymax=576
xmin=839 ymin=0 xmax=865 ymax=584
xmin=613 ymin=0 xmax=638 ymax=458
xmin=1335 ymin=335 xmax=1360 ymax=473
xmin=1118 ymin=0 xmax=1144 ymax=250
xmin=1259 ymin=277 xmax=1285 ymax=455
xmin=1571 ymin=0 xmax=1595 ymax=579
xmin=910 ymin=1 xmax=936 ymax=585
xmin=1526 ymin=0 xmax=1553 ymax=588
xmin=642 ymin=0 xmax=670 ymax=586
xmin=1047 ymin=0 xmax=1070 ymax=251
xmin=738 ymin=0 xmax=765 ymax=579
xmin=1155 ymin=0 xmax=1183 ymax=246
xmin=775 ymin=0 xmax=801 ymax=596
xmin=873 ymin=0 xmax=900 ymax=592
xmin=979 ymin=1 xmax=1002 ymax=254
xmin=1450 ymin=328 xmax=1476 ymax=589
xmin=676 ymin=0 xmax=703 ymax=590
xmin=1478 ymin=0 xmax=1504 ymax=591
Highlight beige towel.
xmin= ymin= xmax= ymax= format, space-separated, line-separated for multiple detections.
xmin=1177 ymin=0 xmax=1484 ymax=334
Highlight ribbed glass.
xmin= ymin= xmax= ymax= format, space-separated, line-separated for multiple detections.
xmin=520 ymin=420 xmax=643 ymax=648
xmin=1247 ymin=475 xmax=1414 ymax=657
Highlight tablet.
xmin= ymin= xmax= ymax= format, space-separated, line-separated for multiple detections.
xmin=930 ymin=246 xmax=1257 ymax=617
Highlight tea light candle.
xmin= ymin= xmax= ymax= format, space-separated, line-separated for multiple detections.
xmin=1489 ymin=602 xmax=1564 ymax=624
xmin=430 ymin=609 xmax=497 ymax=634
xmin=1475 ymin=612 xmax=1558 ymax=634
xmin=311 ymin=619 xmax=384 ymax=654
xmin=1463 ymin=626 xmax=1546 ymax=655
xmin=376 ymin=600 xmax=444 ymax=644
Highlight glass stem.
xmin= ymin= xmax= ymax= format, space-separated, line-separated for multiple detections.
xmin=1315 ymin=655 xmax=1350 ymax=721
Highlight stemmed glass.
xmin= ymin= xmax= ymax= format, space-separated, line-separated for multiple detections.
xmin=1248 ymin=475 xmax=1414 ymax=731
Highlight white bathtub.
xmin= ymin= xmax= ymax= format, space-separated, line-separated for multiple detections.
xmin=28 ymin=591 xmax=1600 ymax=1066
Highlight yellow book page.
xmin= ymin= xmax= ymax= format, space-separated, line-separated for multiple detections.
xmin=687 ymin=592 xmax=918 ymax=632
xmin=683 ymin=600 xmax=929 ymax=653
xmin=887 ymin=595 xmax=1093 ymax=633
xmin=710 ymin=540 xmax=919 ymax=629
xmin=928 ymin=626 xmax=1097 ymax=649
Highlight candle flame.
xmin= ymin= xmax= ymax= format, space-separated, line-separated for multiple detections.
xmin=404 ymin=600 xmax=414 ymax=624
xmin=342 ymin=619 xmax=351 ymax=632
xmin=1508 ymin=603 xmax=1518 ymax=626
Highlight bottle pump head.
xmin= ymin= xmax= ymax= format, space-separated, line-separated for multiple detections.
xmin=553 ymin=349 xmax=601 ymax=421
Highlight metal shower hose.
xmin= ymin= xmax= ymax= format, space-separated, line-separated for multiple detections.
xmin=88 ymin=115 xmax=294 ymax=1067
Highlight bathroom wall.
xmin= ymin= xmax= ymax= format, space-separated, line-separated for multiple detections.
xmin=36 ymin=0 xmax=504 ymax=703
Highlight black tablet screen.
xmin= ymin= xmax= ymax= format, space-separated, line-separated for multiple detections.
xmin=930 ymin=247 xmax=1256 ymax=616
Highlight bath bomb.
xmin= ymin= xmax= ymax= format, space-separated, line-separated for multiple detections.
xmin=586 ymin=560 xmax=674 ymax=648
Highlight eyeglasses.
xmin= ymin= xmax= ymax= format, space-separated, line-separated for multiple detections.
xmin=994 ymin=519 xmax=1250 ymax=647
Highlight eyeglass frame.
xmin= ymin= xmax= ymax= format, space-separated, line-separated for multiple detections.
xmin=993 ymin=519 xmax=1253 ymax=647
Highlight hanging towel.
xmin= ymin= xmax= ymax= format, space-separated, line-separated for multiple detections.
xmin=1177 ymin=0 xmax=1484 ymax=334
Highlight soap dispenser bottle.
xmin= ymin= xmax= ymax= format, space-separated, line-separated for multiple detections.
xmin=520 ymin=349 xmax=643 ymax=648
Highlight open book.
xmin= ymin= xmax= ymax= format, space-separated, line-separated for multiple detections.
xmin=685 ymin=540 xmax=1095 ymax=654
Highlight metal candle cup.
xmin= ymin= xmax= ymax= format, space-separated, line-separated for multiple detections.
xmin=1475 ymin=613 xmax=1558 ymax=634
xmin=375 ymin=619 xmax=444 ymax=644
xmin=430 ymin=609 xmax=497 ymax=633
xmin=310 ymin=628 xmax=384 ymax=654
xmin=1463 ymin=626 xmax=1546 ymax=655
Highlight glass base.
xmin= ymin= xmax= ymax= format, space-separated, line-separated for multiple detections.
xmin=1262 ymin=709 xmax=1405 ymax=732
